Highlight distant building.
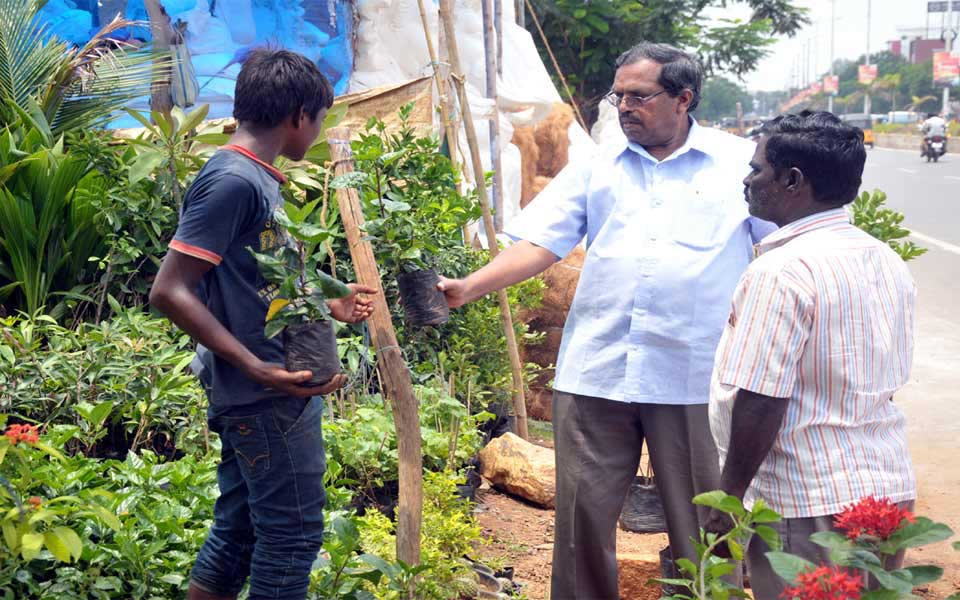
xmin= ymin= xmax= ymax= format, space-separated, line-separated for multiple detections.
xmin=890 ymin=26 xmax=950 ymax=64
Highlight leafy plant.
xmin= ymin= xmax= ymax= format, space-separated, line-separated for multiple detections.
xmin=0 ymin=0 xmax=159 ymax=137
xmin=0 ymin=440 xmax=218 ymax=600
xmin=0 ymin=309 xmax=208 ymax=459
xmin=652 ymin=490 xmax=781 ymax=599
xmin=323 ymin=382 xmax=490 ymax=505
xmin=0 ymin=421 xmax=119 ymax=566
xmin=309 ymin=512 xmax=430 ymax=600
xmin=331 ymin=103 xmax=481 ymax=278
xmin=768 ymin=496 xmax=953 ymax=600
xmin=250 ymin=200 xmax=351 ymax=339
xmin=850 ymin=189 xmax=927 ymax=261
xmin=0 ymin=107 xmax=106 ymax=317
xmin=356 ymin=471 xmax=485 ymax=600
xmin=123 ymin=105 xmax=228 ymax=209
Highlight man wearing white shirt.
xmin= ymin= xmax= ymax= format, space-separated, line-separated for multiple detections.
xmin=438 ymin=42 xmax=774 ymax=598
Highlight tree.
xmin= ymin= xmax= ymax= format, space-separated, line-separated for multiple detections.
xmin=525 ymin=0 xmax=809 ymax=124
xmin=0 ymin=0 xmax=159 ymax=137
xmin=699 ymin=77 xmax=754 ymax=122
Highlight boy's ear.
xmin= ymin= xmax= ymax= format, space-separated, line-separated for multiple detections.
xmin=290 ymin=106 xmax=304 ymax=129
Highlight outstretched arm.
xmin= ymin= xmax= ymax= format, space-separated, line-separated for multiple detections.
xmin=437 ymin=240 xmax=560 ymax=308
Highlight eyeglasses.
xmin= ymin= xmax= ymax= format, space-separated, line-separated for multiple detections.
xmin=603 ymin=89 xmax=666 ymax=109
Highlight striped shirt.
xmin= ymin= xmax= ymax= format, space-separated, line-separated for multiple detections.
xmin=709 ymin=208 xmax=917 ymax=518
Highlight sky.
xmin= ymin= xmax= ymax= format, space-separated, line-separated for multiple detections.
xmin=709 ymin=0 xmax=958 ymax=91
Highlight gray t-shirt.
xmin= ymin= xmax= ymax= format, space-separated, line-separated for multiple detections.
xmin=170 ymin=146 xmax=290 ymax=408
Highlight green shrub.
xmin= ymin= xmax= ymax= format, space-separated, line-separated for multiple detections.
xmin=0 ymin=109 xmax=107 ymax=318
xmin=850 ymin=189 xmax=927 ymax=261
xmin=323 ymin=382 xmax=491 ymax=504
xmin=356 ymin=471 xmax=483 ymax=600
xmin=0 ymin=309 xmax=208 ymax=458
xmin=0 ymin=426 xmax=217 ymax=599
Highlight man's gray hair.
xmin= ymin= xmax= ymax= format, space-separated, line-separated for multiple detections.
xmin=615 ymin=42 xmax=704 ymax=112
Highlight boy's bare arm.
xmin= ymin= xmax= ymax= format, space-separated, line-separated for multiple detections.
xmin=150 ymin=250 xmax=345 ymax=397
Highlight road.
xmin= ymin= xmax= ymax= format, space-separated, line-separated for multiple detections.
xmin=862 ymin=147 xmax=960 ymax=594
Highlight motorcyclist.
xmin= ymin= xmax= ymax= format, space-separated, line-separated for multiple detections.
xmin=921 ymin=112 xmax=947 ymax=156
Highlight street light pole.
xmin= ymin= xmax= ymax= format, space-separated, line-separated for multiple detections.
xmin=864 ymin=0 xmax=872 ymax=116
xmin=944 ymin=0 xmax=954 ymax=116
xmin=828 ymin=0 xmax=836 ymax=113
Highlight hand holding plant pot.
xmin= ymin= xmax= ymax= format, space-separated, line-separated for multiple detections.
xmin=251 ymin=199 xmax=367 ymax=388
xmin=333 ymin=106 xmax=482 ymax=328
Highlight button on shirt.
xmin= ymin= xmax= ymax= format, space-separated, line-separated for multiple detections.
xmin=709 ymin=209 xmax=917 ymax=518
xmin=504 ymin=120 xmax=775 ymax=405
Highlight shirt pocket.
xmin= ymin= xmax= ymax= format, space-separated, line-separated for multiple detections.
xmin=671 ymin=186 xmax=726 ymax=250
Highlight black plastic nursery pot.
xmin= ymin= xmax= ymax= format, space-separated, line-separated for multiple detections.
xmin=397 ymin=268 xmax=449 ymax=327
xmin=283 ymin=320 xmax=340 ymax=387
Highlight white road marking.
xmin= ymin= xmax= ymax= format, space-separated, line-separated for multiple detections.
xmin=898 ymin=168 xmax=918 ymax=174
xmin=945 ymin=176 xmax=960 ymax=181
xmin=909 ymin=230 xmax=960 ymax=256
xmin=873 ymin=147 xmax=920 ymax=155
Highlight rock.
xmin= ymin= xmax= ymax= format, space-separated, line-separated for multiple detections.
xmin=617 ymin=553 xmax=663 ymax=600
xmin=479 ymin=433 xmax=556 ymax=508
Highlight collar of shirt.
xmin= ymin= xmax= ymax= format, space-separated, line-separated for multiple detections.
xmin=755 ymin=207 xmax=851 ymax=256
xmin=615 ymin=117 xmax=724 ymax=164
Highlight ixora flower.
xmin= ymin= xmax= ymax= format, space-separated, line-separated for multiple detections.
xmin=4 ymin=424 xmax=39 ymax=446
xmin=834 ymin=497 xmax=915 ymax=541
xmin=781 ymin=565 xmax=863 ymax=600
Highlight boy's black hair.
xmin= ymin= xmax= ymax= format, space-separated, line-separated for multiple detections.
xmin=233 ymin=49 xmax=334 ymax=128
xmin=761 ymin=111 xmax=866 ymax=207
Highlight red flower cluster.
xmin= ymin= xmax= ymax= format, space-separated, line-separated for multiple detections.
xmin=4 ymin=424 xmax=39 ymax=446
xmin=834 ymin=497 xmax=915 ymax=541
xmin=27 ymin=496 xmax=42 ymax=509
xmin=781 ymin=565 xmax=863 ymax=600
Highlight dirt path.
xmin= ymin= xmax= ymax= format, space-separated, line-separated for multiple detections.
xmin=475 ymin=488 xmax=668 ymax=600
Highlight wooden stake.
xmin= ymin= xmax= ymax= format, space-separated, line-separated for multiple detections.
xmin=439 ymin=0 xmax=529 ymax=440
xmin=328 ymin=128 xmax=424 ymax=568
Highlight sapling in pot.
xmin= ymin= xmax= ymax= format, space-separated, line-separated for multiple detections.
xmin=331 ymin=106 xmax=484 ymax=328
xmin=250 ymin=200 xmax=350 ymax=386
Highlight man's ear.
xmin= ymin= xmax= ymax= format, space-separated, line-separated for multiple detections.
xmin=677 ymin=89 xmax=694 ymax=114
xmin=785 ymin=167 xmax=804 ymax=192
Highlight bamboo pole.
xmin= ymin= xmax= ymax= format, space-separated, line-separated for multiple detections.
xmin=415 ymin=0 xmax=458 ymax=166
xmin=481 ymin=0 xmax=505 ymax=232
xmin=414 ymin=0 xmax=470 ymax=245
xmin=327 ymin=128 xmax=424 ymax=569
xmin=439 ymin=0 xmax=529 ymax=440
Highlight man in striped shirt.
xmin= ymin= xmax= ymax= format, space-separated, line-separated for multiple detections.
xmin=707 ymin=111 xmax=917 ymax=598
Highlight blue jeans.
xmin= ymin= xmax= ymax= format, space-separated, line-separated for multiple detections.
xmin=191 ymin=396 xmax=326 ymax=599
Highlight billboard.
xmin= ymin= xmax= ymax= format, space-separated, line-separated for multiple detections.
xmin=858 ymin=64 xmax=878 ymax=85
xmin=933 ymin=51 xmax=960 ymax=86
xmin=823 ymin=75 xmax=839 ymax=95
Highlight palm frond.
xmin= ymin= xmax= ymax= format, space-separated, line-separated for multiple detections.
xmin=0 ymin=0 xmax=70 ymax=106
xmin=0 ymin=2 xmax=164 ymax=136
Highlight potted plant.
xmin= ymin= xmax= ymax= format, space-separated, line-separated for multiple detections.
xmin=331 ymin=105 xmax=481 ymax=327
xmin=250 ymin=199 xmax=351 ymax=386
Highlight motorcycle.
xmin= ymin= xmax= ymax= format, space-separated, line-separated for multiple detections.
xmin=923 ymin=135 xmax=947 ymax=163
